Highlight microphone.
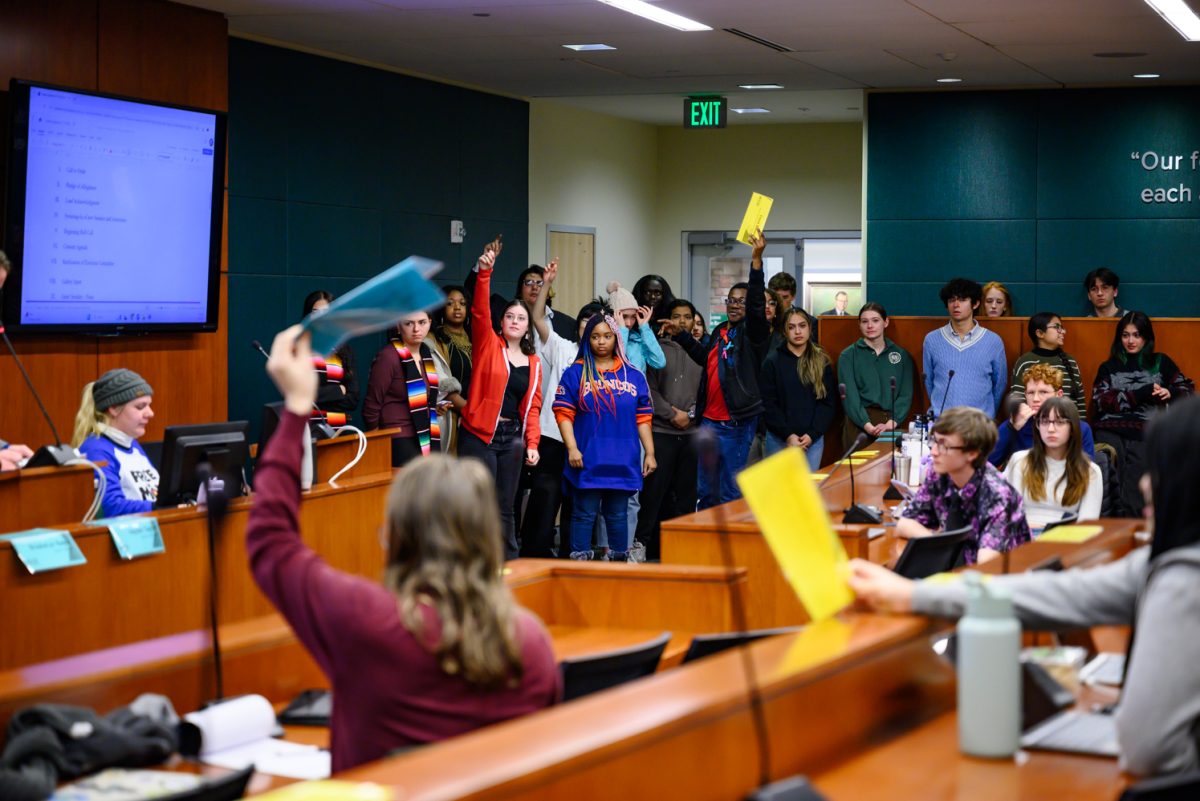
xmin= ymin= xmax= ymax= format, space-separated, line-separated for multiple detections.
xmin=818 ymin=431 xmax=870 ymax=487
xmin=0 ymin=323 xmax=77 ymax=468
xmin=883 ymin=375 xmax=903 ymax=501
xmin=933 ymin=368 xmax=956 ymax=419
xmin=251 ymin=339 xmax=270 ymax=359
xmin=841 ymin=430 xmax=883 ymax=524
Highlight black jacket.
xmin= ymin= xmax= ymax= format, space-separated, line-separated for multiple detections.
xmin=678 ymin=267 xmax=769 ymax=421
xmin=760 ymin=341 xmax=838 ymax=441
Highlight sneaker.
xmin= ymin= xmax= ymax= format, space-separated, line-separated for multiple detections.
xmin=607 ymin=551 xmax=629 ymax=562
xmin=628 ymin=540 xmax=647 ymax=563
xmin=569 ymin=550 xmax=594 ymax=561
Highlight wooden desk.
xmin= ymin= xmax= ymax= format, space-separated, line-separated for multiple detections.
xmin=0 ymin=462 xmax=99 ymax=530
xmin=313 ymin=428 xmax=395 ymax=483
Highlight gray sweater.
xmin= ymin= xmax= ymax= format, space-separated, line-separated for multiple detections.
xmin=913 ymin=543 xmax=1200 ymax=776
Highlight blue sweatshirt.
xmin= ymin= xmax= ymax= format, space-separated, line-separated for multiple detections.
xmin=78 ymin=430 xmax=159 ymax=517
xmin=922 ymin=322 xmax=1008 ymax=417
xmin=552 ymin=357 xmax=652 ymax=492
xmin=619 ymin=325 xmax=666 ymax=373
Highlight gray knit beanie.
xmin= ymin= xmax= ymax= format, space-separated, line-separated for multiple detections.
xmin=93 ymin=368 xmax=153 ymax=410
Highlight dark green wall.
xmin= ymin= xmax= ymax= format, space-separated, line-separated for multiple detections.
xmin=867 ymin=88 xmax=1200 ymax=316
xmin=227 ymin=40 xmax=529 ymax=440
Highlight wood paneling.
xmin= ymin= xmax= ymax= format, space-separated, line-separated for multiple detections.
xmin=0 ymin=0 xmax=230 ymax=446
xmin=0 ymin=463 xmax=98 ymax=530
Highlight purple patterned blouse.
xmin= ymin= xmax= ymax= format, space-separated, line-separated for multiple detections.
xmin=902 ymin=462 xmax=1031 ymax=564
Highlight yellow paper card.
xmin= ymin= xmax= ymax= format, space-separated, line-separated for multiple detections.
xmin=737 ymin=447 xmax=854 ymax=621
xmin=1038 ymin=524 xmax=1104 ymax=543
xmin=256 ymin=781 xmax=392 ymax=801
xmin=736 ymin=192 xmax=774 ymax=244
xmin=855 ymin=450 xmax=880 ymax=457
xmin=810 ymin=473 xmax=829 ymax=480
xmin=836 ymin=457 xmax=870 ymax=466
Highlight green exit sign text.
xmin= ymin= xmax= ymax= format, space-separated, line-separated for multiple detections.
xmin=684 ymin=97 xmax=727 ymax=129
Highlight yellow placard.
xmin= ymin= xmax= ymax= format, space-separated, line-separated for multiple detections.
xmin=1037 ymin=524 xmax=1104 ymax=543
xmin=835 ymin=457 xmax=870 ymax=466
xmin=256 ymin=782 xmax=392 ymax=801
xmin=737 ymin=447 xmax=854 ymax=621
xmin=810 ymin=473 xmax=829 ymax=480
xmin=855 ymin=450 xmax=880 ymax=457
xmin=736 ymin=192 xmax=774 ymax=244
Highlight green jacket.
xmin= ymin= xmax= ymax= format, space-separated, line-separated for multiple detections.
xmin=837 ymin=337 xmax=915 ymax=429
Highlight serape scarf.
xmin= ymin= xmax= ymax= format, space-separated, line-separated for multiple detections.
xmin=392 ymin=341 xmax=440 ymax=454
xmin=311 ymin=352 xmax=348 ymax=427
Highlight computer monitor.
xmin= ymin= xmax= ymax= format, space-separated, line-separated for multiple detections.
xmin=156 ymin=421 xmax=250 ymax=507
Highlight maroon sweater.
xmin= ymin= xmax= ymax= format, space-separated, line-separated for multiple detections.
xmin=247 ymin=410 xmax=561 ymax=773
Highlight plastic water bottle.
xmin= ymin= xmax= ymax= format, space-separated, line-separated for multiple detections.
xmin=957 ymin=572 xmax=1021 ymax=758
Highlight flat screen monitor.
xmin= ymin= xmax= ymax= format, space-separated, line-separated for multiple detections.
xmin=3 ymin=80 xmax=226 ymax=334
xmin=157 ymin=421 xmax=249 ymax=507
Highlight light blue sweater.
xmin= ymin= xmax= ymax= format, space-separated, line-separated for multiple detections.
xmin=922 ymin=322 xmax=1008 ymax=417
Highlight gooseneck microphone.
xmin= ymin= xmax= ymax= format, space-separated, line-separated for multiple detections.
xmin=934 ymin=368 xmax=956 ymax=420
xmin=251 ymin=339 xmax=270 ymax=360
xmin=0 ymin=319 xmax=76 ymax=467
xmin=841 ymin=430 xmax=883 ymax=525
xmin=883 ymin=375 xmax=904 ymax=501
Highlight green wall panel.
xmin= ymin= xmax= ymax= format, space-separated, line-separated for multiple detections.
xmin=867 ymin=91 xmax=1037 ymax=221
xmin=867 ymin=220 xmax=1035 ymax=283
xmin=228 ymin=196 xmax=286 ymax=275
xmin=1037 ymin=219 xmax=1200 ymax=284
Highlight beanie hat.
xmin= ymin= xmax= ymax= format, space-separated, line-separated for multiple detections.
xmin=606 ymin=281 xmax=637 ymax=313
xmin=93 ymin=369 xmax=153 ymax=410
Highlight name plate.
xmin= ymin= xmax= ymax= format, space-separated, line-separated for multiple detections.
xmin=0 ymin=528 xmax=87 ymax=574
xmin=105 ymin=517 xmax=165 ymax=559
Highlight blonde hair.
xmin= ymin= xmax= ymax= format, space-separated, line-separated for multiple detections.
xmin=71 ymin=382 xmax=107 ymax=447
xmin=383 ymin=454 xmax=525 ymax=689
xmin=782 ymin=308 xmax=829 ymax=399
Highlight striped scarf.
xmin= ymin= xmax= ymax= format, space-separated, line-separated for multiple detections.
xmin=311 ymin=352 xmax=348 ymax=427
xmin=393 ymin=342 xmax=440 ymax=455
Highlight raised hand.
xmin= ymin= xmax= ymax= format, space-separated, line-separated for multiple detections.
xmin=635 ymin=305 xmax=653 ymax=328
xmin=749 ymin=229 xmax=767 ymax=264
xmin=267 ymin=324 xmax=319 ymax=415
xmin=544 ymin=258 xmax=559 ymax=284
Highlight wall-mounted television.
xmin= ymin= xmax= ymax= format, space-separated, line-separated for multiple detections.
xmin=2 ymin=80 xmax=226 ymax=334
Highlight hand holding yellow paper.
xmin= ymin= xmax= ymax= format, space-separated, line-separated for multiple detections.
xmin=737 ymin=447 xmax=854 ymax=621
xmin=736 ymin=192 xmax=774 ymax=244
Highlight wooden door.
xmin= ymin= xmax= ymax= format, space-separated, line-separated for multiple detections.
xmin=547 ymin=230 xmax=595 ymax=322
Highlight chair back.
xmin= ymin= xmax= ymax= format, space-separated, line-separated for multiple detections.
xmin=1042 ymin=511 xmax=1079 ymax=533
xmin=560 ymin=632 xmax=670 ymax=701
xmin=682 ymin=627 xmax=802 ymax=664
xmin=893 ymin=526 xmax=972 ymax=579
xmin=1117 ymin=770 xmax=1200 ymax=800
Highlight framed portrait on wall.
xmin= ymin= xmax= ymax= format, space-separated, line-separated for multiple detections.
xmin=808 ymin=283 xmax=863 ymax=316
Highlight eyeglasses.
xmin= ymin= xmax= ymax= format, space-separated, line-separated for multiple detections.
xmin=726 ymin=297 xmax=747 ymax=307
xmin=1037 ymin=418 xmax=1069 ymax=430
xmin=1046 ymin=323 xmax=1065 ymax=332
xmin=522 ymin=279 xmax=545 ymax=288
xmin=930 ymin=436 xmax=967 ymax=452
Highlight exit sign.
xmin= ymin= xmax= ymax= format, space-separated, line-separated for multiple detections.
xmin=684 ymin=96 xmax=727 ymax=129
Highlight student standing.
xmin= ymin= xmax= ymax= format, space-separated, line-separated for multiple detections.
xmin=459 ymin=239 xmax=543 ymax=559
xmin=677 ymin=232 xmax=771 ymax=509
xmin=838 ymin=302 xmax=914 ymax=448
xmin=554 ymin=315 xmax=656 ymax=561
xmin=637 ymin=299 xmax=704 ymax=560
xmin=849 ymin=396 xmax=1200 ymax=778
xmin=990 ymin=362 xmax=1095 ymax=467
xmin=898 ymin=406 xmax=1030 ymax=565
xmin=922 ymin=278 xmax=1008 ymax=418
xmin=1085 ymin=267 xmax=1123 ymax=318
xmin=631 ymin=274 xmax=675 ymax=325
xmin=301 ymin=290 xmax=360 ymax=428
xmin=1009 ymin=312 xmax=1086 ymax=417
xmin=249 ymin=325 xmax=559 ymax=773
xmin=981 ymin=281 xmax=1013 ymax=317
xmin=73 ymin=369 xmax=159 ymax=517
xmin=1003 ymin=397 xmax=1102 ymax=529
xmin=467 ymin=260 xmax=577 ymax=343
xmin=429 ymin=286 xmax=472 ymax=454
xmin=1092 ymin=311 xmax=1193 ymax=516
xmin=362 ymin=311 xmax=443 ymax=468
xmin=760 ymin=309 xmax=837 ymax=471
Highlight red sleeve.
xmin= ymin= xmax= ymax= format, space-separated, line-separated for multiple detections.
xmin=471 ymin=267 xmax=494 ymax=350
xmin=524 ymin=356 xmax=543 ymax=450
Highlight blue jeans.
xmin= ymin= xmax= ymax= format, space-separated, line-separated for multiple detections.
xmin=572 ymin=488 xmax=633 ymax=555
xmin=765 ymin=432 xmax=824 ymax=472
xmin=697 ymin=417 xmax=758 ymax=510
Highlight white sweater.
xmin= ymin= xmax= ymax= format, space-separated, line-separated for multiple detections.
xmin=1003 ymin=449 xmax=1102 ymax=528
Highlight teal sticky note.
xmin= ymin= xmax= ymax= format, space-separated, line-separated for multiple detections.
xmin=104 ymin=517 xmax=165 ymax=560
xmin=300 ymin=255 xmax=444 ymax=357
xmin=0 ymin=529 xmax=87 ymax=574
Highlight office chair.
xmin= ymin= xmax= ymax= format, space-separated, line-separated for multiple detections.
xmin=560 ymin=632 xmax=670 ymax=701
xmin=892 ymin=526 xmax=973 ymax=579
xmin=1041 ymin=511 xmax=1080 ymax=533
xmin=159 ymin=766 xmax=254 ymax=801
xmin=1117 ymin=770 xmax=1200 ymax=800
xmin=681 ymin=627 xmax=803 ymax=664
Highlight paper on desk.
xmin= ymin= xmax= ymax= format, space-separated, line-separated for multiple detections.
xmin=300 ymin=255 xmax=444 ymax=356
xmin=835 ymin=457 xmax=870 ymax=466
xmin=736 ymin=192 xmax=773 ymax=244
xmin=1037 ymin=524 xmax=1104 ymax=543
xmin=256 ymin=781 xmax=392 ymax=801
xmin=184 ymin=694 xmax=331 ymax=781
xmin=737 ymin=447 xmax=854 ymax=621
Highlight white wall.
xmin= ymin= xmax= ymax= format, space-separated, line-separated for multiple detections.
xmin=528 ymin=102 xmax=864 ymax=303
xmin=528 ymin=101 xmax=658 ymax=302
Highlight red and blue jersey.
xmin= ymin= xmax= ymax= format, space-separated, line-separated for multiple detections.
xmin=553 ymin=357 xmax=652 ymax=491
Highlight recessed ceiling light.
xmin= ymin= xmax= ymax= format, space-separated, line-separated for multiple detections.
xmin=596 ymin=0 xmax=711 ymax=32
xmin=738 ymin=84 xmax=784 ymax=90
xmin=730 ymin=107 xmax=770 ymax=114
xmin=937 ymin=78 xmax=962 ymax=83
xmin=1143 ymin=0 xmax=1200 ymax=41
xmin=1133 ymin=72 xmax=1162 ymax=78
xmin=563 ymin=43 xmax=617 ymax=51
